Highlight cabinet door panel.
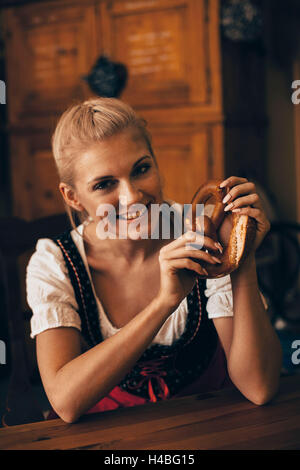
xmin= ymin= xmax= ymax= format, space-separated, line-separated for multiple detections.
xmin=98 ymin=0 xmax=220 ymax=109
xmin=3 ymin=1 xmax=97 ymax=126
xmin=10 ymin=134 xmax=64 ymax=220
xmin=150 ymin=126 xmax=216 ymax=204
xmin=33 ymin=149 xmax=65 ymax=218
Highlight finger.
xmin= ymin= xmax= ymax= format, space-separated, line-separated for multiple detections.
xmin=160 ymin=231 xmax=222 ymax=255
xmin=168 ymin=258 xmax=208 ymax=276
xmin=222 ymin=181 xmax=256 ymax=205
xmin=159 ymin=232 xmax=197 ymax=254
xmin=185 ymin=235 xmax=223 ymax=254
xmin=224 ymin=193 xmax=260 ymax=212
xmin=219 ymin=176 xmax=249 ymax=189
xmin=188 ymin=240 xmax=223 ymax=255
xmin=163 ymin=246 xmax=222 ymax=265
xmin=231 ymin=206 xmax=260 ymax=217
xmin=231 ymin=206 xmax=270 ymax=228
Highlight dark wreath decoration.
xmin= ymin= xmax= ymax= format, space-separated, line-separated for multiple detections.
xmin=83 ymin=55 xmax=128 ymax=98
xmin=221 ymin=0 xmax=263 ymax=43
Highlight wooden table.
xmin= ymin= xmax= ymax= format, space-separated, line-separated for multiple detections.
xmin=0 ymin=374 xmax=300 ymax=450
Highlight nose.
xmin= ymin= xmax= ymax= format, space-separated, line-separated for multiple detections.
xmin=119 ymin=180 xmax=143 ymax=208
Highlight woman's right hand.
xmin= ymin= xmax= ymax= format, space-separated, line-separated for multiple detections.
xmin=157 ymin=231 xmax=223 ymax=311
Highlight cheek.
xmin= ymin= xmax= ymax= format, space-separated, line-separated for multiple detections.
xmin=141 ymin=176 xmax=163 ymax=201
xmin=146 ymin=169 xmax=163 ymax=192
xmin=154 ymin=173 xmax=164 ymax=198
xmin=76 ymin=190 xmax=106 ymax=217
xmin=92 ymin=194 xmax=119 ymax=218
xmin=79 ymin=196 xmax=96 ymax=216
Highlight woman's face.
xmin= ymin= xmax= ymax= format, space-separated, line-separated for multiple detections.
xmin=69 ymin=127 xmax=164 ymax=240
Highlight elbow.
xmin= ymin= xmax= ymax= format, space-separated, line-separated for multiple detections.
xmin=251 ymin=352 xmax=283 ymax=406
xmin=53 ymin=404 xmax=80 ymax=424
xmin=60 ymin=413 xmax=79 ymax=424
xmin=228 ymin=369 xmax=281 ymax=407
xmin=249 ymin=391 xmax=274 ymax=406
xmin=229 ymin=349 xmax=282 ymax=407
xmin=246 ymin=381 xmax=280 ymax=406
xmin=49 ymin=392 xmax=80 ymax=424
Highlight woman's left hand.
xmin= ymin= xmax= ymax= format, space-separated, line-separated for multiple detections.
xmin=220 ymin=176 xmax=271 ymax=253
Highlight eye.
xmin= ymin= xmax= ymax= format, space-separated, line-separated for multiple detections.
xmin=133 ymin=163 xmax=151 ymax=176
xmin=93 ymin=180 xmax=116 ymax=191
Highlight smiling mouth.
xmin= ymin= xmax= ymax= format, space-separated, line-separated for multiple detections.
xmin=117 ymin=203 xmax=150 ymax=221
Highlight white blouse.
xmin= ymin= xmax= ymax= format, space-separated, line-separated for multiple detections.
xmin=26 ymin=202 xmax=267 ymax=346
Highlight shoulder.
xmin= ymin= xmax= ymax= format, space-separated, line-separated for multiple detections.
xmin=26 ymin=234 xmax=83 ymax=339
xmin=27 ymin=237 xmax=66 ymax=278
xmin=26 ymin=226 xmax=85 ymax=302
xmin=27 ymin=224 xmax=84 ymax=274
xmin=26 ymin=236 xmax=73 ymax=299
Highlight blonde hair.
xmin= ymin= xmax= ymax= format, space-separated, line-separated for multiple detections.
xmin=52 ymin=97 xmax=155 ymax=231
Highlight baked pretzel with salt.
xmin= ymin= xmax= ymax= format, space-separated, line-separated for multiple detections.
xmin=190 ymin=179 xmax=257 ymax=279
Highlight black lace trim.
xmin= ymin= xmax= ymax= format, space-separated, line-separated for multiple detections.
xmin=53 ymin=230 xmax=102 ymax=348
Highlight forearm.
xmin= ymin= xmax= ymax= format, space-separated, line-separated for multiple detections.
xmin=51 ymin=296 xmax=174 ymax=422
xmin=228 ymin=255 xmax=282 ymax=404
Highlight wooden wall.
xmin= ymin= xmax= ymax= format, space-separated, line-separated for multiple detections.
xmin=1 ymin=0 xmax=267 ymax=220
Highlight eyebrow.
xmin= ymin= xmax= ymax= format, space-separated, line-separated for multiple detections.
xmin=87 ymin=155 xmax=152 ymax=185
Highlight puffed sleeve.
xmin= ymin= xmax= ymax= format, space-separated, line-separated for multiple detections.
xmin=204 ymin=275 xmax=234 ymax=319
xmin=204 ymin=274 xmax=268 ymax=319
xmin=26 ymin=238 xmax=82 ymax=339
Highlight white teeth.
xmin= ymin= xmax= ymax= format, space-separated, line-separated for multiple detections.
xmin=127 ymin=211 xmax=140 ymax=220
xmin=119 ymin=209 xmax=145 ymax=220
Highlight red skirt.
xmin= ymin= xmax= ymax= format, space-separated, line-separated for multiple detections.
xmin=47 ymin=341 xmax=231 ymax=419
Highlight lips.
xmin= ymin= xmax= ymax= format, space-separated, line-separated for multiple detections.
xmin=119 ymin=209 xmax=144 ymax=220
xmin=117 ymin=202 xmax=151 ymax=221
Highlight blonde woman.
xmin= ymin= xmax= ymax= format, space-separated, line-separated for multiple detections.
xmin=26 ymin=98 xmax=282 ymax=423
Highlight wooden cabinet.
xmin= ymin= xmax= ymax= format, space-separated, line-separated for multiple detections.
xmin=9 ymin=132 xmax=65 ymax=219
xmin=151 ymin=123 xmax=223 ymax=203
xmin=97 ymin=0 xmax=221 ymax=111
xmin=2 ymin=0 xmax=266 ymax=220
xmin=4 ymin=0 xmax=97 ymax=128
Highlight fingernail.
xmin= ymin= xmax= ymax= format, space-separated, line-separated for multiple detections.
xmin=214 ymin=242 xmax=223 ymax=253
xmin=202 ymin=268 xmax=209 ymax=276
xmin=212 ymin=256 xmax=222 ymax=264
xmin=232 ymin=208 xmax=241 ymax=213
xmin=222 ymin=193 xmax=231 ymax=204
xmin=219 ymin=181 xmax=227 ymax=188
xmin=224 ymin=203 xmax=233 ymax=212
xmin=185 ymin=231 xmax=196 ymax=241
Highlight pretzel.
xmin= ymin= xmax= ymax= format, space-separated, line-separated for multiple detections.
xmin=189 ymin=179 xmax=257 ymax=279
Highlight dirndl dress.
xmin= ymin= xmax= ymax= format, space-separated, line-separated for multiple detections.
xmin=47 ymin=229 xmax=232 ymax=418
